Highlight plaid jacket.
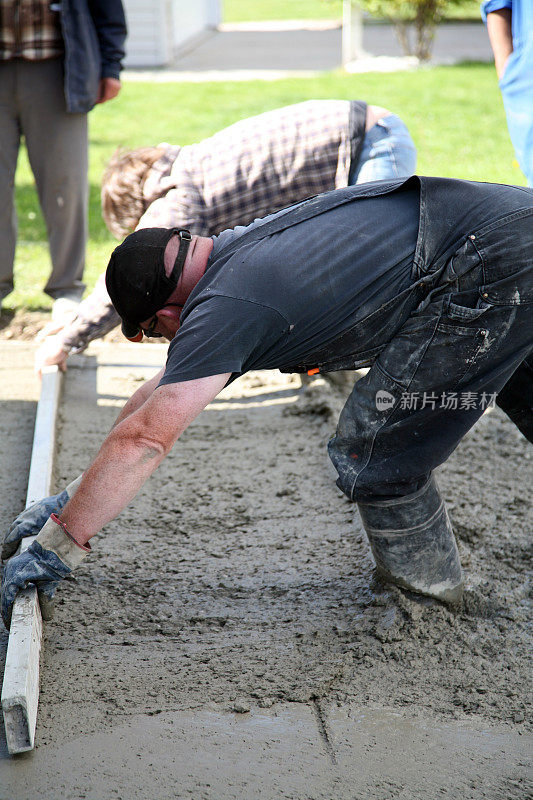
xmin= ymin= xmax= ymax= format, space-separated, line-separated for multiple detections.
xmin=61 ymin=100 xmax=367 ymax=351
xmin=0 ymin=0 xmax=63 ymax=60
xmin=138 ymin=100 xmax=365 ymax=236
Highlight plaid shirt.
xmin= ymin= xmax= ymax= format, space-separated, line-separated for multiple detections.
xmin=60 ymin=100 xmax=366 ymax=353
xmin=0 ymin=0 xmax=63 ymax=60
xmin=138 ymin=100 xmax=360 ymax=236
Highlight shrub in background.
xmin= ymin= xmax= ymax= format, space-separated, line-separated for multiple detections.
xmin=345 ymin=0 xmax=473 ymax=60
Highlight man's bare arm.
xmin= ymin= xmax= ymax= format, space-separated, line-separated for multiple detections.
xmin=111 ymin=368 xmax=165 ymax=428
xmin=486 ymin=8 xmax=513 ymax=78
xmin=60 ymin=372 xmax=231 ymax=542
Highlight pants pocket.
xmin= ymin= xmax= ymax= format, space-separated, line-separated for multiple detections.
xmin=380 ymin=297 xmax=489 ymax=393
xmin=446 ymin=297 xmax=492 ymax=323
xmin=474 ymin=208 xmax=533 ymax=303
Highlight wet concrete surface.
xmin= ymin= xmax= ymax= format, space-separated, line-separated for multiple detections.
xmin=0 ymin=341 xmax=531 ymax=798
xmin=1 ymin=705 xmax=530 ymax=800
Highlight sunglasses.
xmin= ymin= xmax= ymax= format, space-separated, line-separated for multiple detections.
xmin=139 ymin=303 xmax=183 ymax=339
xmin=140 ymin=314 xmax=163 ymax=338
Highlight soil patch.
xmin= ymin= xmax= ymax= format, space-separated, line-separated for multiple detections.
xmin=0 ymin=309 xmax=126 ymax=343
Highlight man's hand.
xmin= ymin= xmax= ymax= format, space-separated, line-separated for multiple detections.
xmin=2 ymin=475 xmax=83 ymax=561
xmin=1 ymin=515 xmax=90 ymax=628
xmin=35 ymin=320 xmax=65 ymax=343
xmin=96 ymin=77 xmax=121 ymax=105
xmin=34 ymin=335 xmax=69 ymax=378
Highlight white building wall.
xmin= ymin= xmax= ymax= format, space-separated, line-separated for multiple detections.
xmin=123 ymin=0 xmax=221 ymax=68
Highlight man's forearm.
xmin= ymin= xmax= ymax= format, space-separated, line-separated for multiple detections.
xmin=90 ymin=0 xmax=127 ymax=79
xmin=61 ymin=273 xmax=120 ymax=353
xmin=60 ymin=421 xmax=168 ymax=543
xmin=111 ymin=369 xmax=165 ymax=429
xmin=57 ymin=373 xmax=231 ymax=545
xmin=486 ymin=9 xmax=513 ymax=78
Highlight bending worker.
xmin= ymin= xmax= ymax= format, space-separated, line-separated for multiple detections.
xmin=34 ymin=98 xmax=416 ymax=373
xmin=3 ymin=176 xmax=532 ymax=628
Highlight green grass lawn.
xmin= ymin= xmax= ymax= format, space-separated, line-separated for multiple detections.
xmin=224 ymin=1 xmax=343 ymax=22
xmin=222 ymin=0 xmax=482 ymax=22
xmin=9 ymin=63 xmax=522 ymax=312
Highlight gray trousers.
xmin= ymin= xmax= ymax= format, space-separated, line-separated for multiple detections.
xmin=0 ymin=58 xmax=87 ymax=302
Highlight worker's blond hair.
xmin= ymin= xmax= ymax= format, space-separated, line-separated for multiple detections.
xmin=101 ymin=146 xmax=166 ymax=239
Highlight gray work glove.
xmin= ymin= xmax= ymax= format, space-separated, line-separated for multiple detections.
xmin=2 ymin=474 xmax=83 ymax=561
xmin=1 ymin=514 xmax=90 ymax=629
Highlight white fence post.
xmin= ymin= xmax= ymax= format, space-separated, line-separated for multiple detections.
xmin=342 ymin=1 xmax=365 ymax=65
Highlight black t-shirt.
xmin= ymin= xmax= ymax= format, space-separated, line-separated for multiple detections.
xmin=159 ymin=184 xmax=421 ymax=386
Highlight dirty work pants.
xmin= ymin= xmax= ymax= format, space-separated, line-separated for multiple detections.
xmin=328 ymin=207 xmax=533 ymax=502
xmin=495 ymin=350 xmax=533 ymax=443
xmin=0 ymin=58 xmax=87 ymax=302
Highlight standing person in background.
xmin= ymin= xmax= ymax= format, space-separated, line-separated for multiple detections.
xmin=482 ymin=0 xmax=533 ymax=185
xmin=33 ymin=99 xmax=417 ymax=373
xmin=0 ymin=0 xmax=127 ymax=320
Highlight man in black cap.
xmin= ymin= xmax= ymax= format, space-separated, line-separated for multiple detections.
xmin=2 ymin=176 xmax=532 ymax=627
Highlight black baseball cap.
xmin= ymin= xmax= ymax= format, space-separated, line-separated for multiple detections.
xmin=105 ymin=227 xmax=192 ymax=340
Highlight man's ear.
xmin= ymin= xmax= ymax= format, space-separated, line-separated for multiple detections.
xmin=157 ymin=305 xmax=181 ymax=321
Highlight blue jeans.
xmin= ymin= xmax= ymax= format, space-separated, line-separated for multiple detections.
xmin=349 ymin=114 xmax=417 ymax=184
xmin=328 ymin=206 xmax=533 ymax=501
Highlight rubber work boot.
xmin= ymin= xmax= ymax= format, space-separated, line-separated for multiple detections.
xmin=357 ymin=476 xmax=464 ymax=604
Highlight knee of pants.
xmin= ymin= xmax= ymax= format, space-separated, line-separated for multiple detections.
xmin=328 ymin=432 xmax=430 ymax=502
xmin=327 ymin=387 xmax=433 ymax=503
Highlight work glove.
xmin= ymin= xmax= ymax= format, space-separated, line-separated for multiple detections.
xmin=1 ymin=514 xmax=90 ymax=629
xmin=2 ymin=474 xmax=83 ymax=561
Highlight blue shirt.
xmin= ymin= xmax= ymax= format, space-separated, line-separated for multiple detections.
xmin=481 ymin=0 xmax=530 ymax=49
xmin=481 ymin=0 xmax=533 ymax=184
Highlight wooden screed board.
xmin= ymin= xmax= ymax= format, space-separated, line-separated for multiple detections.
xmin=2 ymin=366 xmax=63 ymax=754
